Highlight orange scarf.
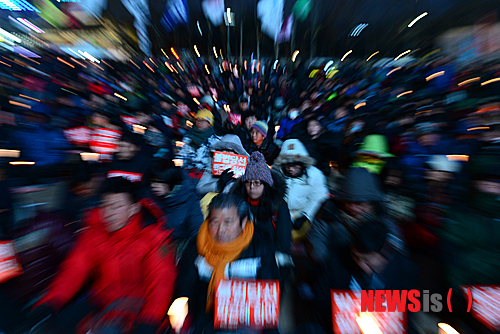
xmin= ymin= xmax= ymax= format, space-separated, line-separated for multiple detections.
xmin=196 ymin=219 xmax=254 ymax=312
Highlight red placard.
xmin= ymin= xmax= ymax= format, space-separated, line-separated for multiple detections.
xmin=187 ymin=85 xmax=201 ymax=97
xmin=0 ymin=241 xmax=23 ymax=283
xmin=89 ymin=128 xmax=122 ymax=162
xmin=461 ymin=285 xmax=500 ymax=332
xmin=215 ymin=280 xmax=280 ymax=330
xmin=228 ymin=112 xmax=242 ymax=125
xmin=212 ymin=151 xmax=248 ymax=177
xmin=63 ymin=126 xmax=92 ymax=145
xmin=331 ymin=290 xmax=406 ymax=334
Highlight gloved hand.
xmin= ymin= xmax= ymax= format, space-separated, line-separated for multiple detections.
xmin=133 ymin=324 xmax=157 ymax=334
xmin=217 ymin=169 xmax=234 ymax=192
xmin=292 ymin=214 xmax=309 ymax=229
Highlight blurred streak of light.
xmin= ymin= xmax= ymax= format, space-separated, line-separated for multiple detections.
xmin=292 ymin=50 xmax=299 ymax=62
xmin=366 ymin=51 xmax=379 ymax=61
xmin=13 ymin=59 xmax=27 ymax=67
xmin=354 ymin=102 xmax=366 ymax=109
xmin=446 ymin=155 xmax=469 ymax=162
xmin=91 ymin=62 xmax=104 ymax=71
xmin=394 ymin=50 xmax=411 ymax=61
xmin=426 ymin=71 xmax=445 ymax=81
xmin=212 ymin=95 xmax=217 ymax=102
xmin=415 ymin=110 xmax=431 ymax=115
xmin=227 ymin=8 xmax=232 ymax=25
xmin=458 ymin=77 xmax=480 ymax=86
xmin=222 ymin=61 xmax=226 ymax=71
xmin=193 ymin=98 xmax=200 ymax=105
xmin=356 ymin=314 xmax=382 ymax=334
xmin=165 ymin=62 xmax=173 ymax=72
xmin=481 ymin=78 xmax=500 ymax=86
xmin=387 ymin=67 xmax=402 ymax=76
xmin=177 ymin=61 xmax=184 ymax=72
xmin=19 ymin=94 xmax=40 ymax=102
xmin=130 ymin=59 xmax=140 ymax=69
xmin=19 ymin=54 xmax=39 ymax=64
xmin=173 ymin=159 xmax=183 ymax=167
xmin=205 ymin=64 xmax=210 ymax=74
xmin=213 ymin=46 xmax=218 ymax=58
xmin=0 ymin=60 xmax=11 ymax=67
xmin=101 ymin=60 xmax=114 ymax=69
xmin=0 ymin=149 xmax=20 ymax=158
xmin=194 ymin=45 xmax=200 ymax=58
xmin=197 ymin=21 xmax=203 ymax=36
xmin=475 ymin=106 xmax=499 ymax=113
xmin=341 ymin=50 xmax=352 ymax=62
xmin=244 ymin=60 xmax=247 ymax=70
xmin=423 ymin=49 xmax=440 ymax=58
xmin=229 ymin=63 xmax=232 ymax=71
xmin=468 ymin=127 xmax=489 ymax=131
xmin=175 ymin=141 xmax=185 ymax=147
xmin=171 ymin=47 xmax=180 ymax=60
xmin=149 ymin=58 xmax=157 ymax=67
xmin=132 ymin=124 xmax=146 ymax=134
xmin=438 ymin=323 xmax=460 ymax=334
xmin=114 ymin=93 xmax=127 ymax=101
xmin=80 ymin=152 xmax=99 ymax=161
xmin=257 ymin=61 xmax=260 ymax=72
xmin=143 ymin=60 xmax=155 ymax=73
xmin=351 ymin=23 xmax=368 ymax=37
xmin=408 ymin=12 xmax=428 ymax=28
xmin=71 ymin=58 xmax=86 ymax=68
xmin=9 ymin=161 xmax=34 ymax=165
xmin=397 ymin=90 xmax=413 ymax=98
xmin=161 ymin=48 xmax=169 ymax=59
xmin=220 ymin=49 xmax=223 ymax=59
xmin=0 ymin=28 xmax=20 ymax=43
xmin=273 ymin=59 xmax=279 ymax=69
xmin=69 ymin=48 xmax=83 ymax=59
xmin=57 ymin=57 xmax=75 ymax=68
xmin=61 ymin=88 xmax=78 ymax=96
xmin=9 ymin=101 xmax=30 ymax=109
xmin=186 ymin=120 xmax=193 ymax=128
xmin=275 ymin=125 xmax=280 ymax=133
xmin=17 ymin=18 xmax=44 ymax=33
xmin=0 ymin=42 xmax=14 ymax=52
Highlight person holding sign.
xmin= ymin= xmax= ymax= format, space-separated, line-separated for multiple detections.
xmin=174 ymin=194 xmax=280 ymax=334
xmin=28 ymin=178 xmax=177 ymax=334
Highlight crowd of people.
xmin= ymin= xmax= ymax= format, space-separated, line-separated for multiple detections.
xmin=0 ymin=49 xmax=499 ymax=334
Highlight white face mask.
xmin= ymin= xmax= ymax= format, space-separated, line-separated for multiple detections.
xmin=288 ymin=110 xmax=299 ymax=120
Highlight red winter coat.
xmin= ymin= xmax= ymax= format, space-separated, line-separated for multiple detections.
xmin=38 ymin=207 xmax=177 ymax=327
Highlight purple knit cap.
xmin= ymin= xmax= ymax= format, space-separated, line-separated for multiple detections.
xmin=243 ymin=152 xmax=274 ymax=186
xmin=251 ymin=121 xmax=268 ymax=137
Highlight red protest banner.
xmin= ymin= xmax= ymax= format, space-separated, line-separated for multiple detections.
xmin=331 ymin=290 xmax=406 ymax=334
xmin=228 ymin=112 xmax=242 ymax=125
xmin=215 ymin=280 xmax=280 ymax=330
xmin=89 ymin=128 xmax=122 ymax=162
xmin=0 ymin=241 xmax=23 ymax=283
xmin=212 ymin=151 xmax=248 ymax=177
xmin=461 ymin=285 xmax=500 ymax=332
xmin=63 ymin=126 xmax=92 ymax=146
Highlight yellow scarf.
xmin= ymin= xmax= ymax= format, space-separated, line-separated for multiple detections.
xmin=196 ymin=219 xmax=254 ymax=312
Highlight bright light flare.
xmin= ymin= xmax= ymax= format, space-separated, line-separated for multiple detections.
xmin=132 ymin=124 xmax=147 ymax=135
xmin=114 ymin=93 xmax=127 ymax=101
xmin=0 ymin=149 xmax=20 ymax=158
xmin=438 ymin=323 xmax=461 ymax=334
xmin=213 ymin=46 xmax=218 ymax=58
xmin=397 ymin=90 xmax=413 ymax=98
xmin=9 ymin=100 xmax=30 ymax=109
xmin=16 ymin=18 xmax=44 ymax=33
xmin=341 ymin=50 xmax=352 ymax=62
xmin=292 ymin=50 xmax=299 ymax=62
xmin=227 ymin=8 xmax=232 ymax=24
xmin=356 ymin=314 xmax=382 ymax=334
xmin=80 ymin=152 xmax=99 ymax=161
xmin=0 ymin=28 xmax=20 ymax=43
xmin=408 ymin=12 xmax=428 ymax=28
xmin=129 ymin=59 xmax=140 ymax=69
xmin=19 ymin=94 xmax=40 ymax=102
xmin=387 ymin=67 xmax=402 ymax=76
xmin=143 ymin=61 xmax=155 ymax=73
xmin=205 ymin=64 xmax=210 ymax=74
xmin=394 ymin=50 xmax=411 ymax=61
xmin=194 ymin=45 xmax=200 ymax=58
xmin=193 ymin=98 xmax=200 ymax=105
xmin=481 ymin=77 xmax=500 ymax=86
xmin=171 ymin=47 xmax=180 ymax=60
xmin=458 ymin=77 xmax=480 ymax=86
xmin=366 ymin=51 xmax=379 ymax=61
xmin=354 ymin=102 xmax=366 ymax=109
xmin=57 ymin=57 xmax=75 ymax=68
xmin=9 ymin=161 xmax=35 ymax=165
xmin=446 ymin=155 xmax=469 ymax=162
xmin=426 ymin=71 xmax=445 ymax=81
xmin=70 ymin=58 xmax=87 ymax=68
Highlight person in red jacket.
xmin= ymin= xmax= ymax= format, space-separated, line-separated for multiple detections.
xmin=29 ymin=177 xmax=177 ymax=334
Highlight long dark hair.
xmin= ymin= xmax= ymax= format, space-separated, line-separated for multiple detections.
xmin=230 ymin=170 xmax=287 ymax=221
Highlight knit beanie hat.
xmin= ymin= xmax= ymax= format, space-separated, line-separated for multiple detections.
xmin=196 ymin=109 xmax=214 ymax=126
xmin=243 ymin=152 xmax=274 ymax=186
xmin=251 ymin=121 xmax=268 ymax=137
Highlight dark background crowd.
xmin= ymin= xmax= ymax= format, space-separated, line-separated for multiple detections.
xmin=0 ymin=48 xmax=499 ymax=334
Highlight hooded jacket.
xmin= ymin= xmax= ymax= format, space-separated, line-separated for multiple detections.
xmin=156 ymin=170 xmax=204 ymax=240
xmin=36 ymin=206 xmax=177 ymax=327
xmin=273 ymin=139 xmax=329 ymax=221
